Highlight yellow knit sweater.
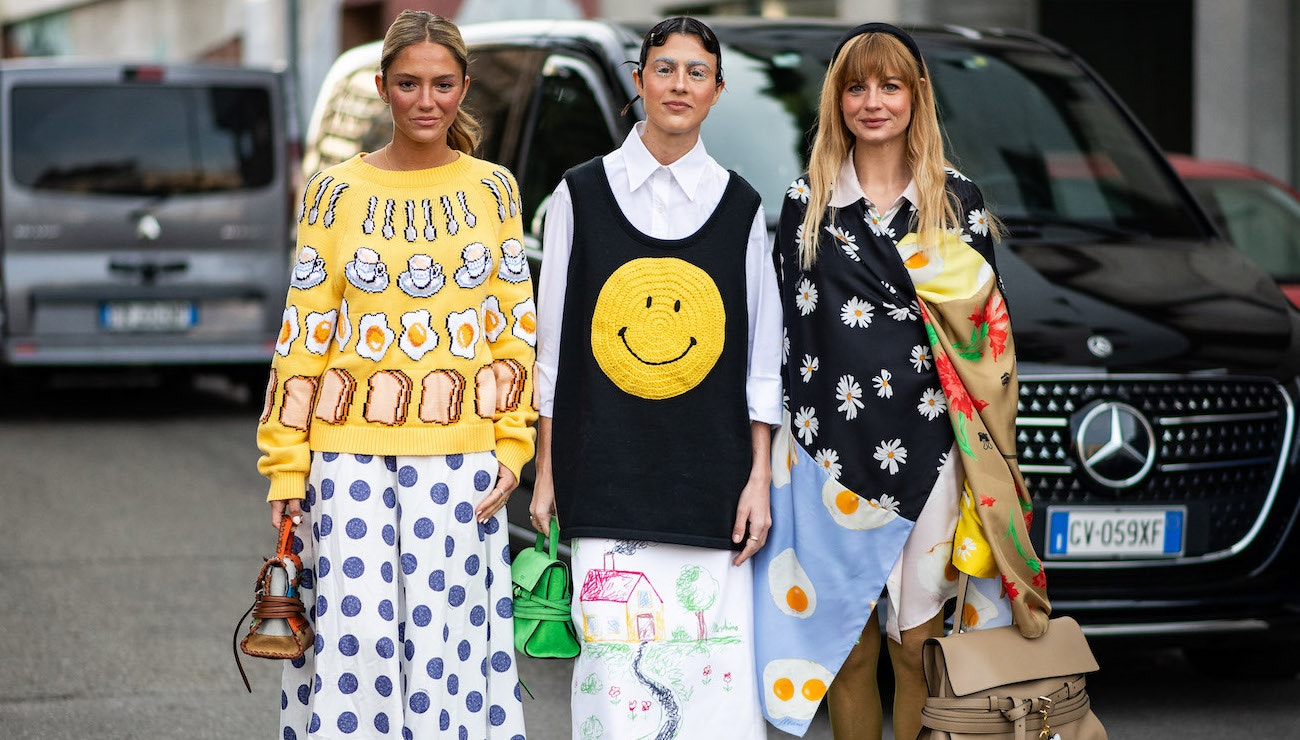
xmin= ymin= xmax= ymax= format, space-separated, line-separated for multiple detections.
xmin=257 ymin=153 xmax=537 ymax=501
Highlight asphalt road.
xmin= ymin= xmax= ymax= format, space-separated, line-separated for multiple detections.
xmin=1 ymin=373 xmax=1296 ymax=739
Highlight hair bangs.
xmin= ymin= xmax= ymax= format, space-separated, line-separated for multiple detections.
xmin=835 ymin=33 xmax=921 ymax=92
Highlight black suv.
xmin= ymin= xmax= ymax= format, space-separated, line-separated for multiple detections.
xmin=304 ymin=17 xmax=1300 ymax=676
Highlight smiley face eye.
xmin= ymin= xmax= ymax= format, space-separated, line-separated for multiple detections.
xmin=674 ymin=300 xmax=681 ymax=312
xmin=646 ymin=296 xmax=653 ymax=309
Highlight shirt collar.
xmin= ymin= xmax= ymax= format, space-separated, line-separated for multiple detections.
xmin=828 ymin=151 xmax=918 ymax=212
xmin=621 ymin=121 xmax=711 ymax=201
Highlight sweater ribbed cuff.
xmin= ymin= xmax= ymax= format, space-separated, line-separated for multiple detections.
xmin=495 ymin=438 xmax=533 ymax=483
xmin=267 ymin=473 xmax=308 ymax=502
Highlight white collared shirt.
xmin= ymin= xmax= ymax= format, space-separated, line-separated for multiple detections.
xmin=830 ymin=151 xmax=918 ymax=226
xmin=536 ymin=121 xmax=783 ymax=424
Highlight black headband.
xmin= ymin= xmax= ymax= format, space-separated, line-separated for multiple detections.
xmin=831 ymin=22 xmax=926 ymax=77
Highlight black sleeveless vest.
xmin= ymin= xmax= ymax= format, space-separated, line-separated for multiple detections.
xmin=551 ymin=158 xmax=760 ymax=549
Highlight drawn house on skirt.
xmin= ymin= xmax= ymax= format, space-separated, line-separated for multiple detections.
xmin=579 ymin=553 xmax=666 ymax=642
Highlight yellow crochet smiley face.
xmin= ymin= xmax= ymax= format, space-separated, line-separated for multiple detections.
xmin=590 ymin=257 xmax=725 ymax=400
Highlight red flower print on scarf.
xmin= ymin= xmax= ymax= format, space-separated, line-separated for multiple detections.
xmin=980 ymin=495 xmax=996 ymax=507
xmin=1032 ymin=570 xmax=1048 ymax=589
xmin=1001 ymin=575 xmax=1020 ymax=601
xmin=935 ymin=350 xmax=988 ymax=420
xmin=984 ymin=292 xmax=1010 ymax=360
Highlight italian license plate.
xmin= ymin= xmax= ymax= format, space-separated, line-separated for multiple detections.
xmin=101 ymin=301 xmax=196 ymax=332
xmin=1046 ymin=507 xmax=1185 ymax=558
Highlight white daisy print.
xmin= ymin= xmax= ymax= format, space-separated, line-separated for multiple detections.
xmin=948 ymin=226 xmax=973 ymax=244
xmin=945 ymin=166 xmax=971 ymax=182
xmin=873 ymin=369 xmax=893 ymax=398
xmin=782 ymin=327 xmax=791 ymax=363
xmin=814 ymin=448 xmax=842 ymax=479
xmin=793 ymin=406 xmax=819 ymax=445
xmin=840 ymin=297 xmax=874 ymax=328
xmin=355 ymin=312 xmax=395 ymax=362
xmin=885 ymin=301 xmax=918 ymax=321
xmin=937 ymin=450 xmax=951 ymax=471
xmin=825 ymin=225 xmax=859 ymax=261
xmin=800 ymin=354 xmax=820 ymax=383
xmin=967 ymin=208 xmax=989 ymax=237
xmin=881 ymin=280 xmax=899 ymax=296
xmin=787 ymin=178 xmax=810 ymax=203
xmin=917 ymin=388 xmax=947 ymax=420
xmin=872 ymin=494 xmax=901 ymax=513
xmin=866 ymin=213 xmax=896 ymax=239
xmin=275 ymin=305 xmax=300 ymax=357
xmin=955 ymin=536 xmax=979 ymax=561
xmin=874 ymin=438 xmax=908 ymax=475
xmin=795 ymin=278 xmax=819 ymax=316
xmin=794 ymin=223 xmax=805 ymax=250
xmin=910 ymin=344 xmax=933 ymax=372
xmin=836 ymin=374 xmax=865 ymax=420
xmin=334 ymin=298 xmax=351 ymax=351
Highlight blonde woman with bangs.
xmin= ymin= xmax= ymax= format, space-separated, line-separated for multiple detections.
xmin=751 ymin=22 xmax=1050 ymax=740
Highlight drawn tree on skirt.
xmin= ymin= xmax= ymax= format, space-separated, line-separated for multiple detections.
xmin=676 ymin=565 xmax=719 ymax=640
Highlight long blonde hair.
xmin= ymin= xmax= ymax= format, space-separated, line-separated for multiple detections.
xmin=379 ymin=9 xmax=482 ymax=155
xmin=798 ymin=32 xmax=960 ymax=270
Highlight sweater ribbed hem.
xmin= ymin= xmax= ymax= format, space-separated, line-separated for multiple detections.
xmin=308 ymin=422 xmax=498 ymax=459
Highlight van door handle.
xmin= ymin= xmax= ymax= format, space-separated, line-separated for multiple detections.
xmin=109 ymin=260 xmax=189 ymax=283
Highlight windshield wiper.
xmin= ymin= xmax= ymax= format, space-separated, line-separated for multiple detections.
xmin=1000 ymin=215 xmax=1147 ymax=241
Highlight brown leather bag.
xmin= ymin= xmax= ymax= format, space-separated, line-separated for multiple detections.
xmin=918 ymin=573 xmax=1106 ymax=739
xmin=233 ymin=517 xmax=313 ymax=692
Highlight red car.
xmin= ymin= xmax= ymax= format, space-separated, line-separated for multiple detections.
xmin=1169 ymin=154 xmax=1300 ymax=306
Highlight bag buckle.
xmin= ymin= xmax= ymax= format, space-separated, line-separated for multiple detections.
xmin=1038 ymin=695 xmax=1060 ymax=740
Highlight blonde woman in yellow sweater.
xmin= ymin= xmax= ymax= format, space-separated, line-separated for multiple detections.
xmin=255 ymin=11 xmax=536 ymax=739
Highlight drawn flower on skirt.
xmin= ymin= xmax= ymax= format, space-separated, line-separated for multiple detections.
xmin=835 ymin=375 xmax=865 ymax=420
xmin=873 ymin=493 xmax=901 ymax=513
xmin=910 ymin=344 xmax=933 ymax=372
xmin=815 ymin=448 xmax=842 ymax=479
xmin=787 ymin=178 xmax=811 ymax=202
xmin=609 ymin=686 xmax=621 ymax=700
xmin=840 ymin=297 xmax=874 ymax=328
xmin=795 ymin=278 xmax=819 ymax=316
xmin=800 ymin=354 xmax=820 ymax=383
xmin=918 ymin=387 xmax=947 ymax=420
xmin=886 ymin=300 xmax=918 ymax=321
xmin=873 ymin=369 xmax=893 ymax=398
xmin=641 ymin=701 xmax=651 ymax=712
xmin=967 ymin=208 xmax=990 ymax=237
xmin=874 ymin=438 xmax=908 ymax=474
xmin=794 ymin=406 xmax=820 ymax=445
xmin=955 ymin=536 xmax=979 ymax=561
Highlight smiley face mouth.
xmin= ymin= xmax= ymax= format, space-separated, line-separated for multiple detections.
xmin=617 ymin=326 xmax=696 ymax=366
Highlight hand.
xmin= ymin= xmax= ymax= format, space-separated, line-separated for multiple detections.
xmin=270 ymin=498 xmax=303 ymax=530
xmin=474 ymin=462 xmax=517 ymax=524
xmin=529 ymin=468 xmax=557 ymax=537
xmin=731 ymin=475 xmax=772 ymax=566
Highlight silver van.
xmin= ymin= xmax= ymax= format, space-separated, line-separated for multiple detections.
xmin=0 ymin=60 xmax=294 ymax=388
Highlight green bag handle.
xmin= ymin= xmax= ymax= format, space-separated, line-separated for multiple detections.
xmin=534 ymin=517 xmax=560 ymax=560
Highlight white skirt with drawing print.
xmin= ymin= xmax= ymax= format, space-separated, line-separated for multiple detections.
xmin=568 ymin=537 xmax=765 ymax=740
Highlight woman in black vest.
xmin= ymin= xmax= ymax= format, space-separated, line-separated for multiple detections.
xmin=529 ymin=16 xmax=783 ymax=739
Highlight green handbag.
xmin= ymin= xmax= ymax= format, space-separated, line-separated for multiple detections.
xmin=511 ymin=518 xmax=581 ymax=659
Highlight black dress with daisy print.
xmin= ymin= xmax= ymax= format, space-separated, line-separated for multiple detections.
xmin=775 ymin=169 xmax=998 ymax=520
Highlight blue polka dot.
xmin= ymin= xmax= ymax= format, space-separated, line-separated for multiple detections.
xmin=491 ymin=651 xmax=512 ymax=673
xmin=449 ymin=585 xmax=466 ymax=607
xmin=379 ymin=600 xmax=395 ymax=622
xmin=374 ymin=713 xmax=390 ymax=734
xmin=480 ymin=657 xmax=488 ymax=676
xmin=470 ymin=605 xmax=486 ymax=626
xmin=320 ymin=479 xmax=334 ymax=499
xmin=376 ymin=636 xmax=394 ymax=658
xmin=301 ymin=569 xmax=315 ymax=590
xmin=341 ymin=595 xmax=362 ymax=617
xmin=291 ymin=654 xmax=307 ymax=669
xmin=402 ymin=553 xmax=419 ymax=575
xmin=398 ymin=465 xmax=418 ymax=487
xmin=337 ymin=711 xmax=358 ymax=733
xmin=381 ymin=562 xmax=394 ymax=583
xmin=346 ymin=518 xmax=367 ymax=539
xmin=382 ymin=524 xmax=396 ymax=546
xmin=454 ymin=502 xmax=474 ymax=524
xmin=484 ymin=517 xmax=500 ymax=535
xmin=375 ymin=675 xmax=393 ymax=697
xmin=429 ymin=570 xmax=445 ymax=591
xmin=297 ymin=682 xmax=311 ymax=704
xmin=410 ymin=691 xmax=431 ymax=714
xmin=440 ymin=710 xmax=451 ymax=731
xmin=342 ymin=557 xmax=365 ymax=579
xmin=465 ymin=554 xmax=480 ymax=576
xmin=447 ymin=453 xmax=464 ymax=470
xmin=405 ymin=640 xmax=415 ymax=660
xmin=319 ymin=514 xmax=333 ymax=536
xmin=490 ymin=705 xmax=507 ymax=726
xmin=280 ymin=691 xmax=287 ymax=710
xmin=514 ymin=685 xmax=521 ymax=703
xmin=322 ymin=452 xmax=339 ymax=462
xmin=414 ymin=518 xmax=434 ymax=539
xmin=430 ymin=483 xmax=450 ymax=504
xmin=339 ymin=635 xmax=359 ymax=656
xmin=314 ymin=674 xmax=322 ymax=694
xmin=445 ymin=535 xmax=457 ymax=558
xmin=474 ymin=469 xmax=492 ymax=491
xmin=404 ymin=729 xmax=414 ymax=740
xmin=460 ymin=726 xmax=469 ymax=740
xmin=427 ymin=657 xmax=444 ymax=679
xmin=447 ymin=673 xmax=459 ymax=695
xmin=338 ymin=673 xmax=359 ymax=694
xmin=413 ymin=605 xmax=432 ymax=627
xmin=291 ymin=534 xmax=304 ymax=556
xmin=443 ymin=624 xmax=450 ymax=642
xmin=316 ymin=595 xmax=328 ymax=617
xmin=398 ymin=623 xmax=406 ymax=642
xmin=318 ymin=556 xmax=331 ymax=577
xmin=495 ymin=597 xmax=513 ymax=618
xmin=354 ymin=454 xmax=373 ymax=464
xmin=467 ymin=691 xmax=483 ymax=712
xmin=349 ymin=479 xmax=371 ymax=501
xmin=458 ymin=639 xmax=471 ymax=661
xmin=502 ymin=545 xmax=512 ymax=564
xmin=309 ymin=713 xmax=321 ymax=733
xmin=283 ymin=726 xmax=297 ymax=740
xmin=383 ymin=487 xmax=397 ymax=508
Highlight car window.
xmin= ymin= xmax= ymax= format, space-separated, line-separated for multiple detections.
xmin=302 ymin=65 xmax=389 ymax=174
xmin=518 ymin=54 xmax=620 ymax=233
xmin=1186 ymin=178 xmax=1300 ymax=280
xmin=465 ymin=46 xmax=543 ymax=166
xmin=11 ymin=84 xmax=274 ymax=194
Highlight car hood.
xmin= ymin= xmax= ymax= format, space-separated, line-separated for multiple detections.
xmin=1000 ymin=236 xmax=1300 ymax=379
